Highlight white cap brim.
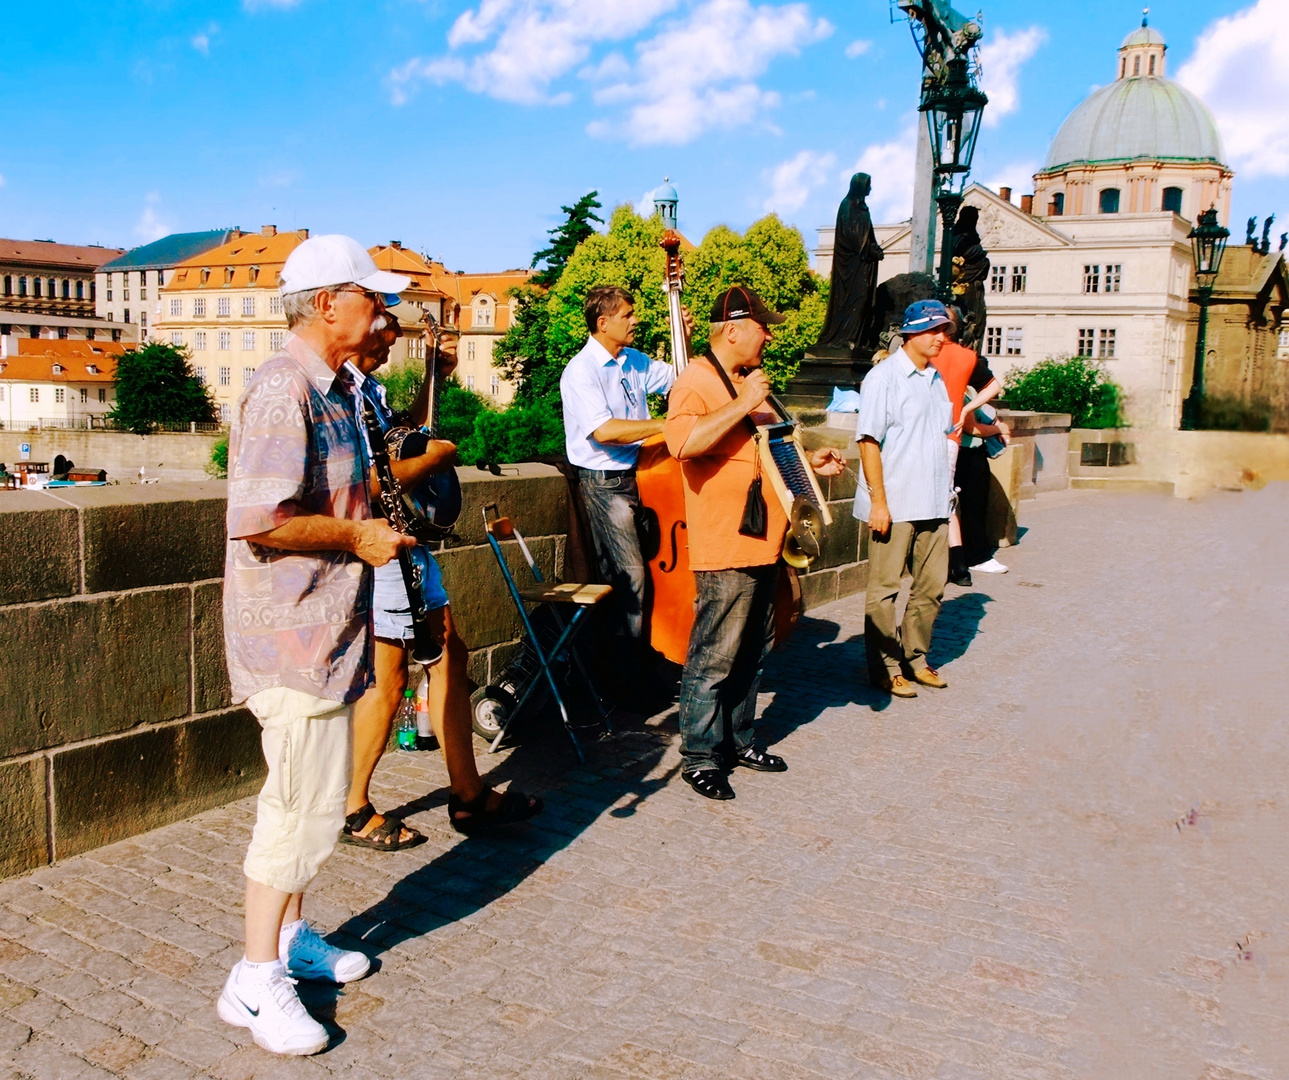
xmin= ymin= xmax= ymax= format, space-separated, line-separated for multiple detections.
xmin=356 ymin=269 xmax=411 ymax=295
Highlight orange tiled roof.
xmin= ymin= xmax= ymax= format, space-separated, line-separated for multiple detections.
xmin=0 ymin=340 xmax=124 ymax=382
xmin=163 ymin=229 xmax=309 ymax=292
xmin=0 ymin=239 xmax=125 ymax=271
xmin=369 ymin=244 xmax=448 ymax=299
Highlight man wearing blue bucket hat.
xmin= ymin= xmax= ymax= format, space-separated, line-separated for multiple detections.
xmin=853 ymin=299 xmax=954 ymax=699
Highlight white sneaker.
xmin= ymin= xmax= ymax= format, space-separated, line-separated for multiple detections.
xmin=280 ymin=920 xmax=371 ymax=984
xmin=217 ymin=959 xmax=328 ymax=1056
xmin=970 ymin=558 xmax=1009 ymax=574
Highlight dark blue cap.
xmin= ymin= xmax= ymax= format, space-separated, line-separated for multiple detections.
xmin=900 ymin=299 xmax=952 ymax=334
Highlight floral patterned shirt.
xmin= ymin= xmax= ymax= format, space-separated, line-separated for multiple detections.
xmin=223 ymin=334 xmax=374 ymax=704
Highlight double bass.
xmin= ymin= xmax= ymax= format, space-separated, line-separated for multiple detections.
xmin=636 ymin=231 xmax=804 ymax=664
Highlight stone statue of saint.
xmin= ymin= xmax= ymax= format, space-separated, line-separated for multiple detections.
xmin=951 ymin=205 xmax=990 ymax=355
xmin=813 ymin=173 xmax=885 ymax=357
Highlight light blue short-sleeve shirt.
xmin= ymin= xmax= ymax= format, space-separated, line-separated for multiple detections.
xmin=852 ymin=348 xmax=953 ymax=523
xmin=560 ymin=337 xmax=676 ymax=470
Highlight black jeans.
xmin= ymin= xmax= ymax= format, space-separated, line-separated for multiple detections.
xmin=955 ymin=444 xmax=992 ymax=566
xmin=576 ymin=470 xmax=645 ymax=640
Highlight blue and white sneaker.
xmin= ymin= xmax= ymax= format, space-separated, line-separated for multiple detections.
xmin=280 ymin=920 xmax=371 ymax=984
xmin=217 ymin=959 xmax=328 ymax=1056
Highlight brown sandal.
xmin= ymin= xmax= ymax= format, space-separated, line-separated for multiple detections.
xmin=340 ymin=802 xmax=427 ymax=851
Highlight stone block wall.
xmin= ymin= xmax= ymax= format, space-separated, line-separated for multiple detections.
xmin=0 ymin=460 xmax=874 ymax=880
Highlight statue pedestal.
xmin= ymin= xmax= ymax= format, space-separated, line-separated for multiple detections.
xmin=781 ymin=349 xmax=873 ymax=411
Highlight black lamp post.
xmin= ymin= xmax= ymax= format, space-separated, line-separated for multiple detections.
xmin=1180 ymin=206 xmax=1230 ymax=430
xmin=920 ymin=55 xmax=988 ymax=301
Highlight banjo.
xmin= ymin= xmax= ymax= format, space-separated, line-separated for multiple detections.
xmin=382 ymin=311 xmax=463 ymax=541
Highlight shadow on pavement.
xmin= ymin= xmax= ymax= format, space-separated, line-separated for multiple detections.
xmin=928 ymin=592 xmax=993 ymax=670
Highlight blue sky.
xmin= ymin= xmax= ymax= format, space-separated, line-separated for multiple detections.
xmin=1 ymin=0 xmax=1284 ymax=271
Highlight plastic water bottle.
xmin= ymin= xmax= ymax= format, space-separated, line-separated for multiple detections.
xmin=396 ymin=689 xmax=417 ymax=750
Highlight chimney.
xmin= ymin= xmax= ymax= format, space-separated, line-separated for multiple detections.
xmin=1020 ymin=194 xmax=1034 ymax=215
xmin=999 ymin=187 xmax=1012 ymax=204
xmin=300 ymin=229 xmax=309 ymax=239
xmin=261 ymin=225 xmax=277 ymax=236
xmin=391 ymin=240 xmax=402 ymax=249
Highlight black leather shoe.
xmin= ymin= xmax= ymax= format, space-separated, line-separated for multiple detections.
xmin=683 ymin=769 xmax=735 ymax=800
xmin=733 ymin=746 xmax=787 ymax=772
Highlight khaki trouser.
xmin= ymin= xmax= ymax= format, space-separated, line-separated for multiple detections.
xmin=864 ymin=519 xmax=949 ymax=679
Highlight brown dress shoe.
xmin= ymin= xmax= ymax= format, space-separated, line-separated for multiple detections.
xmin=874 ymin=673 xmax=918 ymax=698
xmin=912 ymin=667 xmax=948 ymax=689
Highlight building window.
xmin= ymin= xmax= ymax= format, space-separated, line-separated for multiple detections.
xmin=1162 ymin=187 xmax=1183 ymax=214
xmin=242 ymin=296 xmax=255 ymax=317
xmin=124 ymin=309 xmax=131 ymax=324
xmin=1104 ymin=264 xmax=1122 ymax=293
xmin=218 ymin=331 xmax=231 ymax=351
xmin=466 ymin=340 xmax=476 ymax=360
xmin=194 ymin=331 xmax=206 ymax=350
xmin=30 ymin=388 xmax=39 ymax=403
xmin=1133 ymin=55 xmax=1141 ymax=76
xmin=242 ymin=331 xmax=255 ymax=351
xmin=466 ymin=374 xmax=476 ymax=390
xmin=170 ymin=299 xmax=183 ymax=316
xmin=219 ymin=366 xmax=231 ymax=386
xmin=123 ymin=284 xmax=129 ymax=301
xmin=1005 ymin=327 xmax=1024 ymax=356
xmin=157 ymin=270 xmax=164 ymax=286
xmin=55 ymin=388 xmax=65 ymax=403
xmin=171 ymin=331 xmax=184 ymax=347
xmin=80 ymin=388 xmax=88 ymax=403
xmin=86 ymin=328 xmax=95 ymax=341
xmin=1083 ymin=265 xmax=1100 ymax=294
xmin=194 ymin=298 xmax=206 ymax=317
xmin=985 ymin=327 xmax=1002 ymax=356
xmin=76 ymin=281 xmax=84 ymax=300
xmin=490 ymin=374 xmax=500 ymax=397
xmin=33 ymin=279 xmax=42 ymax=298
xmin=195 ymin=366 xmax=207 ymax=383
xmin=140 ymin=283 xmax=147 ymax=301
xmin=269 ymin=296 xmax=282 ymax=316
xmin=1077 ymin=328 xmax=1095 ymax=357
xmin=2 ymin=275 xmax=9 ymax=296
xmin=475 ymin=302 xmax=493 ymax=327
xmin=1098 ymin=329 xmax=1116 ymax=358
xmin=1011 ymin=266 xmax=1027 ymax=293
xmin=57 ymin=327 xmax=68 ymax=340
xmin=990 ymin=265 xmax=1007 ymax=293
xmin=243 ymin=366 xmax=254 ymax=384
xmin=18 ymin=277 xmax=27 ymax=297
xmin=1099 ymin=188 xmax=1121 ymax=214
xmin=62 ymin=280 xmax=70 ymax=299
xmin=139 ymin=312 xmax=147 ymax=329
xmin=220 ymin=403 xmax=231 ymax=423
xmin=269 ymin=330 xmax=285 ymax=351
xmin=217 ymin=297 xmax=231 ymax=317
xmin=99 ymin=388 xmax=107 ymax=402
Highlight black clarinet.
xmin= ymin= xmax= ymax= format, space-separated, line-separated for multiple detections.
xmin=361 ymin=400 xmax=441 ymax=665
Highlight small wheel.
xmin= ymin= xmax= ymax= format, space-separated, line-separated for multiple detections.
xmin=470 ymin=685 xmax=516 ymax=741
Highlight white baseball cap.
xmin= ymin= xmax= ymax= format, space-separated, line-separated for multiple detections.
xmin=279 ymin=234 xmax=410 ymax=304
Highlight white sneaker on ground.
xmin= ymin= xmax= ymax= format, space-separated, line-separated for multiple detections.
xmin=217 ymin=959 xmax=328 ymax=1056
xmin=280 ymin=919 xmax=371 ymax=984
xmin=970 ymin=558 xmax=1009 ymax=574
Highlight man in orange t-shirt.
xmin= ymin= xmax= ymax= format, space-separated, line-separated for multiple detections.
xmin=663 ymin=286 xmax=843 ymax=801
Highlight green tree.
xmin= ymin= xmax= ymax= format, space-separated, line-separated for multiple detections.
xmin=493 ymin=285 xmax=552 ymax=401
xmin=373 ymin=365 xmax=494 ymax=445
xmin=530 ymin=191 xmax=604 ymax=287
xmin=1003 ymin=356 xmax=1125 ymax=428
xmin=109 ymin=342 xmax=216 ymax=435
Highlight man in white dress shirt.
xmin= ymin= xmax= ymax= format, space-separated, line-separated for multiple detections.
xmin=560 ymin=285 xmax=676 ymax=696
xmin=854 ymin=299 xmax=954 ymax=699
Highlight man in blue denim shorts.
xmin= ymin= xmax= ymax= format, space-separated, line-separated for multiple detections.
xmin=560 ymin=285 xmax=676 ymax=699
xmin=344 ymin=315 xmax=541 ymax=849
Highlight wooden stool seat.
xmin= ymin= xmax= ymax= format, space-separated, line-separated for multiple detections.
xmin=515 ymin=582 xmax=612 ymax=606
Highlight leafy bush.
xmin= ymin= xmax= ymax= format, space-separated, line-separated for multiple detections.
xmin=373 ymin=367 xmax=494 ymax=446
xmin=208 ymin=435 xmax=229 ymax=478
xmin=458 ymin=398 xmax=565 ymax=465
xmin=1196 ymin=395 xmax=1274 ymax=432
xmin=109 ymin=342 xmax=216 ymax=435
xmin=1003 ymin=355 xmax=1125 ymax=428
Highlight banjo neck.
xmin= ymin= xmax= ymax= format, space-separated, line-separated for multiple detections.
xmin=422 ymin=310 xmax=444 ymax=438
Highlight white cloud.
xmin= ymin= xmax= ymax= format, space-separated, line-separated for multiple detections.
xmin=978 ymin=159 xmax=1039 ymax=200
xmin=978 ymin=26 xmax=1046 ymax=127
xmin=191 ymin=34 xmax=211 ymax=55
xmin=635 ymin=188 xmax=660 ymax=216
xmin=763 ymin=149 xmax=836 ymax=214
xmin=843 ymin=120 xmax=918 ymax=223
xmin=135 ymin=193 xmax=170 ymax=243
xmin=588 ymin=0 xmax=833 ymax=145
xmin=844 ymin=39 xmax=871 ymax=59
xmin=391 ymin=0 xmax=831 ymax=145
xmin=1177 ymin=0 xmax=1289 ymax=177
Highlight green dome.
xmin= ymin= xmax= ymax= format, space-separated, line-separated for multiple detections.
xmin=1120 ymin=25 xmax=1165 ymax=48
xmin=1042 ymin=76 xmax=1226 ymax=171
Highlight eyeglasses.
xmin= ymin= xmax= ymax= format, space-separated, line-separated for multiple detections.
xmin=336 ymin=285 xmax=385 ymax=307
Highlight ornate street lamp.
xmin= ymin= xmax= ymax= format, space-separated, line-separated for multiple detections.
xmin=920 ymin=54 xmax=988 ymax=300
xmin=1180 ymin=206 xmax=1230 ymax=430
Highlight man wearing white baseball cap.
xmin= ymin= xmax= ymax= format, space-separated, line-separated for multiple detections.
xmin=218 ymin=234 xmax=415 ymax=1056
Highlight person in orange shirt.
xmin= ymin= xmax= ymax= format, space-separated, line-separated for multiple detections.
xmin=930 ymin=306 xmax=1004 ymax=586
xmin=663 ymin=286 xmax=844 ymax=801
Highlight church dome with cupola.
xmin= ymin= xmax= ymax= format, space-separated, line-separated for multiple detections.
xmin=1032 ymin=17 xmax=1233 ymax=223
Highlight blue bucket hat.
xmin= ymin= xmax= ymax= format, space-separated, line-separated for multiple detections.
xmin=900 ymin=299 xmax=953 ymax=335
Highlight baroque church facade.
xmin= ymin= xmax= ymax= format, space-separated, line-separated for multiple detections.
xmin=818 ymin=19 xmax=1288 ymax=430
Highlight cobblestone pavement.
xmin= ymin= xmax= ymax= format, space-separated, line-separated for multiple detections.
xmin=3 ymin=486 xmax=1288 ymax=1080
